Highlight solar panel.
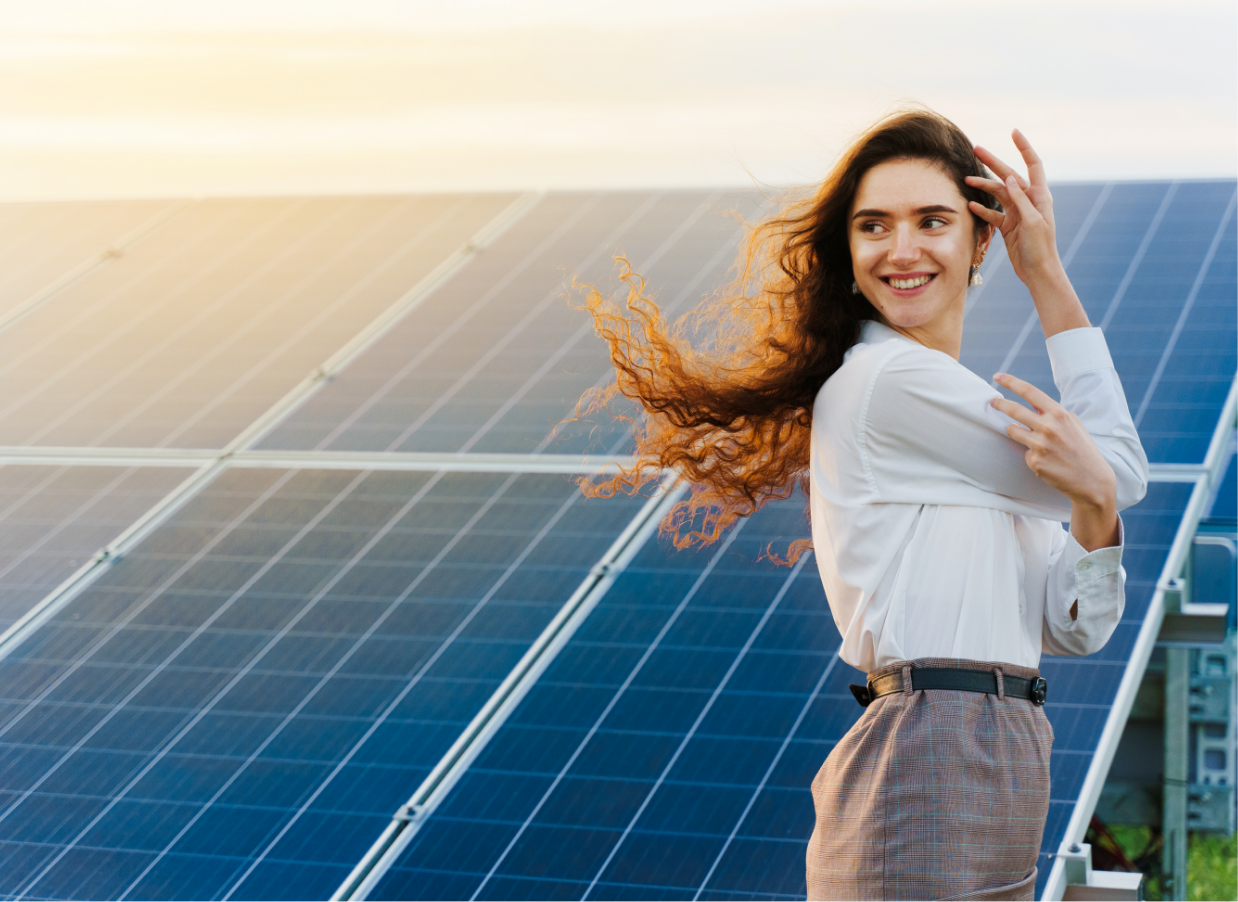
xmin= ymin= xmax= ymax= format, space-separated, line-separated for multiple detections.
xmin=0 ymin=195 xmax=518 ymax=449
xmin=257 ymin=191 xmax=765 ymax=456
xmin=363 ymin=479 xmax=1192 ymax=901
xmin=0 ymin=465 xmax=191 ymax=633
xmin=0 ymin=467 xmax=645 ymax=900
xmin=0 ymin=179 xmax=1231 ymax=902
xmin=0 ymin=200 xmax=181 ymax=324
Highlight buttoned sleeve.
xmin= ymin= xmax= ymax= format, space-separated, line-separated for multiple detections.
xmin=1041 ymin=517 xmax=1127 ymax=656
xmin=859 ymin=327 xmax=1148 ymax=518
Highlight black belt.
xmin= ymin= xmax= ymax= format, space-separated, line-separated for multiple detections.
xmin=850 ymin=667 xmax=1047 ymax=707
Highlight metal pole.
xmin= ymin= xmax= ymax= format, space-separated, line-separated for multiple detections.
xmin=1163 ymin=645 xmax=1190 ymax=898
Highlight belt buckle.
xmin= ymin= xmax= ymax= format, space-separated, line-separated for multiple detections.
xmin=849 ymin=682 xmax=875 ymax=708
xmin=1030 ymin=677 xmax=1047 ymax=706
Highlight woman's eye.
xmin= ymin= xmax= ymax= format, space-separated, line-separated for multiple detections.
xmin=861 ymin=221 xmax=886 ymax=234
xmin=923 ymin=217 xmax=947 ymax=229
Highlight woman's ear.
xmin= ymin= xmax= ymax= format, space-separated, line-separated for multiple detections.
xmin=976 ymin=223 xmax=995 ymax=257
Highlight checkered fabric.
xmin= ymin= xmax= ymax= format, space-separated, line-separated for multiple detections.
xmin=806 ymin=657 xmax=1052 ymax=901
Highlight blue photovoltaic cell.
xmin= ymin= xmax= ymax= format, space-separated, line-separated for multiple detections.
xmin=0 ymin=468 xmax=643 ymax=901
xmin=962 ymin=180 xmax=1237 ymax=464
xmin=0 ymin=466 xmax=190 ymax=633
xmin=370 ymin=481 xmax=1193 ymax=902
xmin=257 ymin=190 xmax=765 ymax=457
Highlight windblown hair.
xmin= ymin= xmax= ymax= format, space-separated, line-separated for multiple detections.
xmin=574 ymin=107 xmax=1000 ymax=560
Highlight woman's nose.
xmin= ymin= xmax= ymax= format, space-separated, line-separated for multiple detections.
xmin=889 ymin=226 xmax=920 ymax=264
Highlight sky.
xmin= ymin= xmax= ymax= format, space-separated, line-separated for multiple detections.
xmin=1 ymin=0 xmax=1235 ymax=200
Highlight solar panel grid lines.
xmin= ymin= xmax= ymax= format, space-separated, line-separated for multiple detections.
xmin=452 ymin=192 xmax=731 ymax=458
xmin=20 ymin=197 xmax=380 ymax=449
xmin=994 ymin=180 xmax=1116 ymax=374
xmin=0 ymin=200 xmax=191 ymax=331
xmin=523 ymin=193 xmax=775 ymax=461
xmin=209 ymin=470 xmax=609 ymax=901
xmin=367 ymin=191 xmax=672 ymax=458
xmin=259 ymin=189 xmax=766 ymax=458
xmin=1133 ymin=190 xmax=1237 ymax=427
xmin=340 ymin=478 xmax=685 ymax=902
xmin=0 ymin=461 xmax=225 ymax=663
xmin=275 ymin=192 xmax=615 ymax=454
xmin=231 ymin=191 xmax=544 ymax=457
xmin=0 ymin=467 xmax=646 ymax=901
xmin=0 ymin=465 xmax=197 ymax=638
xmin=1096 ymin=181 xmax=1178 ymax=333
xmin=577 ymin=556 xmax=811 ymax=901
xmin=365 ymin=499 xmax=844 ymax=902
xmin=1 ymin=468 xmax=369 ymax=900
xmin=0 ymin=193 xmax=521 ymax=450
xmin=464 ymin=515 xmax=755 ymax=902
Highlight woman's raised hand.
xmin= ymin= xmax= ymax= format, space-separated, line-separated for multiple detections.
xmin=965 ymin=130 xmax=1091 ymax=337
xmin=990 ymin=372 xmax=1120 ymax=551
xmin=965 ymin=130 xmax=1062 ymax=281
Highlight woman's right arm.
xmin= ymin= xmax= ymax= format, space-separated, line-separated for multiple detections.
xmin=860 ymin=336 xmax=1147 ymax=521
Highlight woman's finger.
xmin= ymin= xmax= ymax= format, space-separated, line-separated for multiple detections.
xmin=973 ymin=145 xmax=1029 ymax=190
xmin=994 ymin=372 xmax=1058 ymax=413
xmin=1001 ymin=175 xmax=1042 ymax=225
xmin=1011 ymin=129 xmax=1047 ymax=188
xmin=990 ymin=395 xmax=1040 ymax=429
xmin=967 ymin=200 xmax=1005 ymax=227
xmin=1004 ymin=422 xmax=1036 ymax=449
xmin=964 ymin=174 xmax=1010 ymax=199
xmin=965 ymin=176 xmax=1018 ymax=219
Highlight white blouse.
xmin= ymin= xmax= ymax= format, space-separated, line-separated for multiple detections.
xmin=809 ymin=320 xmax=1149 ymax=673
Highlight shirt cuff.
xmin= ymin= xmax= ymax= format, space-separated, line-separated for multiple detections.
xmin=1047 ymin=326 xmax=1116 ymax=383
xmin=1071 ymin=515 xmax=1125 ymax=594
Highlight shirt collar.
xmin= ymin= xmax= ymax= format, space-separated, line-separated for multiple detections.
xmin=859 ymin=319 xmax=916 ymax=347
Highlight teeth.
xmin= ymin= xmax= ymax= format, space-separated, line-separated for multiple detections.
xmin=889 ymin=275 xmax=932 ymax=290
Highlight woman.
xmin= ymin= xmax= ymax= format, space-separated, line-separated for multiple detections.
xmin=577 ymin=109 xmax=1147 ymax=901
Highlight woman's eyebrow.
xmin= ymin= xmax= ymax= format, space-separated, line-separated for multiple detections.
xmin=851 ymin=204 xmax=959 ymax=220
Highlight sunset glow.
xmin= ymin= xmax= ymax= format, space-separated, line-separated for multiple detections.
xmin=2 ymin=0 xmax=1235 ymax=200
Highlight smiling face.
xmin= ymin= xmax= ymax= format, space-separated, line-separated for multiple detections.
xmin=849 ymin=157 xmax=991 ymax=355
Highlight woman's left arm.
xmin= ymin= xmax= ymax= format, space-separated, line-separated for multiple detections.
xmin=965 ymin=131 xmax=1149 ymax=549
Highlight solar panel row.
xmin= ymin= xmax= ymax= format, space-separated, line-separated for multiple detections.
xmin=0 ymin=180 xmax=1231 ymax=902
xmin=0 ymin=468 xmax=645 ymax=900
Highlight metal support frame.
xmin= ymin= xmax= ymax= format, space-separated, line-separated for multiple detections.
xmin=1044 ymin=375 xmax=1238 ymax=901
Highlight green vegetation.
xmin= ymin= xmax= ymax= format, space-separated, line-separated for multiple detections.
xmin=1187 ymin=832 xmax=1237 ymax=902
xmin=1090 ymin=825 xmax=1235 ymax=900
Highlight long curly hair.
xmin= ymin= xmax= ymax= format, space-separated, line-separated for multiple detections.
xmin=574 ymin=108 xmax=1000 ymax=560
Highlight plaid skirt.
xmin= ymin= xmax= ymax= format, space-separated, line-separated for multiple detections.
xmin=806 ymin=657 xmax=1053 ymax=901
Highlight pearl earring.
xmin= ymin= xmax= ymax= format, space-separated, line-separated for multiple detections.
xmin=851 ymin=281 xmax=860 ymax=294
xmin=969 ymin=265 xmax=983 ymax=287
